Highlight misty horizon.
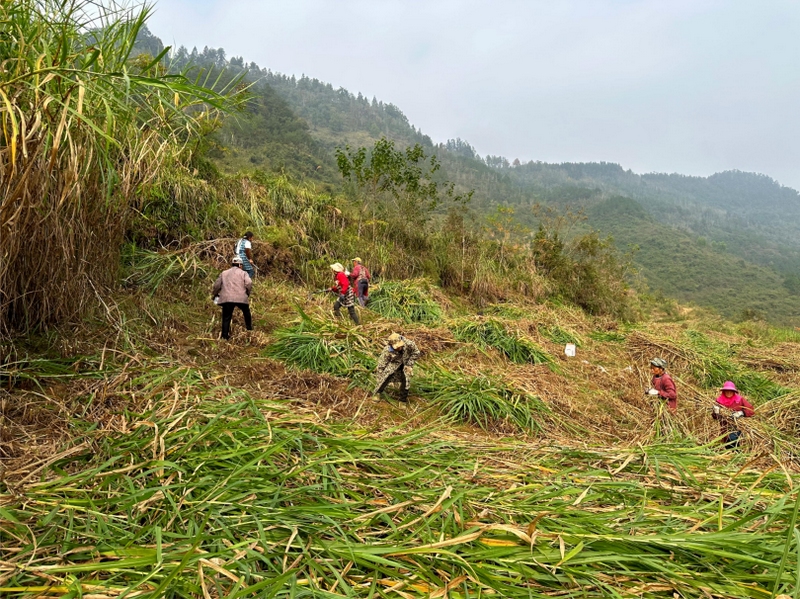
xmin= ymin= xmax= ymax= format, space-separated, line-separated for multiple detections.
xmin=148 ymin=0 xmax=800 ymax=190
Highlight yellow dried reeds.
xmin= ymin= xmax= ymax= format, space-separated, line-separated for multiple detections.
xmin=0 ymin=0 xmax=236 ymax=334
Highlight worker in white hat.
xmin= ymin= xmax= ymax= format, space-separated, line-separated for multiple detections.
xmin=329 ymin=263 xmax=359 ymax=324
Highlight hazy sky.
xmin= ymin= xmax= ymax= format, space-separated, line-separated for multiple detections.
xmin=148 ymin=0 xmax=800 ymax=188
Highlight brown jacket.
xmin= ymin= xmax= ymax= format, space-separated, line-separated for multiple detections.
xmin=212 ymin=267 xmax=252 ymax=304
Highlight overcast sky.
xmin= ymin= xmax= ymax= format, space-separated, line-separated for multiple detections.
xmin=147 ymin=0 xmax=800 ymax=189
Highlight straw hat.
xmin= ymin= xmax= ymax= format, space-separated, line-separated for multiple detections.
xmin=387 ymin=332 xmax=405 ymax=349
xmin=330 ymin=263 xmax=344 ymax=273
xmin=720 ymin=381 xmax=738 ymax=392
xmin=353 ymin=257 xmax=362 ymax=263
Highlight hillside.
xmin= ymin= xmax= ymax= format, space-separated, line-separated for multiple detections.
xmin=5 ymin=238 xmax=800 ymax=597
xmin=157 ymin=39 xmax=800 ymax=325
xmin=5 ymin=7 xmax=800 ymax=597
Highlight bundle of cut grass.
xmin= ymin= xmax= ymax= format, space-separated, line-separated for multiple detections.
xmin=416 ymin=367 xmax=548 ymax=432
xmin=451 ymin=318 xmax=556 ymax=368
xmin=265 ymin=311 xmax=375 ymax=386
xmin=589 ymin=330 xmax=627 ymax=342
xmin=540 ymin=324 xmax=583 ymax=346
xmin=369 ymin=279 xmax=443 ymax=324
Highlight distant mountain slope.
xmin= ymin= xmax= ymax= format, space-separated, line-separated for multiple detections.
xmin=153 ymin=35 xmax=800 ymax=324
xmin=590 ymin=197 xmax=800 ymax=322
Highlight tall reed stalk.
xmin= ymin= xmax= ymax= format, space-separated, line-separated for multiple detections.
xmin=0 ymin=0 xmax=234 ymax=333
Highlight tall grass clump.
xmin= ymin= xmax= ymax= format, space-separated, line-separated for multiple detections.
xmin=416 ymin=368 xmax=548 ymax=432
xmin=451 ymin=318 xmax=555 ymax=368
xmin=265 ymin=310 xmax=375 ymax=386
xmin=369 ymin=279 xmax=443 ymax=323
xmin=0 ymin=0 xmax=236 ymax=333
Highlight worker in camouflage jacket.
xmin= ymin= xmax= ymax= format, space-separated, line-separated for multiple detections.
xmin=372 ymin=333 xmax=420 ymax=402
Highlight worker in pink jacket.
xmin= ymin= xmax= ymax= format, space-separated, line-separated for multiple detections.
xmin=211 ymin=256 xmax=253 ymax=340
xmin=646 ymin=357 xmax=677 ymax=412
xmin=712 ymin=381 xmax=754 ymax=448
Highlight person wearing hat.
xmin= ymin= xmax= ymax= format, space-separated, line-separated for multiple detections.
xmin=349 ymin=257 xmax=371 ymax=307
xmin=646 ymin=357 xmax=677 ymax=412
xmin=211 ymin=256 xmax=253 ymax=340
xmin=372 ymin=333 xmax=420 ymax=402
xmin=235 ymin=232 xmax=256 ymax=280
xmin=330 ymin=263 xmax=360 ymax=324
xmin=712 ymin=381 xmax=754 ymax=448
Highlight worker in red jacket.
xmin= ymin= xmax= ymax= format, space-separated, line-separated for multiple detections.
xmin=712 ymin=381 xmax=754 ymax=448
xmin=646 ymin=357 xmax=677 ymax=412
xmin=330 ymin=263 xmax=360 ymax=324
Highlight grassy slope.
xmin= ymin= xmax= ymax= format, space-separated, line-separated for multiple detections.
xmin=223 ymin=78 xmax=800 ymax=324
xmin=3 ymin=261 xmax=800 ymax=597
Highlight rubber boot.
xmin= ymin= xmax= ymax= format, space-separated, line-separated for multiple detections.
xmin=348 ymin=306 xmax=360 ymax=325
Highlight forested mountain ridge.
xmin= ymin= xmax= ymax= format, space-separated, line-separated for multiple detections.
xmin=153 ymin=32 xmax=800 ymax=324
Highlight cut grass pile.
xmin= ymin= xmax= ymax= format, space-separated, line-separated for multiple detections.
xmin=415 ymin=367 xmax=548 ymax=433
xmin=540 ymin=324 xmax=583 ymax=346
xmin=368 ymin=280 xmax=443 ymax=324
xmin=451 ymin=318 xmax=555 ymax=369
xmin=2 ymin=366 xmax=800 ymax=598
xmin=588 ymin=330 xmax=627 ymax=342
xmin=265 ymin=310 xmax=375 ymax=387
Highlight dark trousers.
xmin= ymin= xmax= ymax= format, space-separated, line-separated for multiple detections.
xmin=376 ymin=367 xmax=408 ymax=401
xmin=357 ymin=280 xmax=369 ymax=307
xmin=333 ymin=296 xmax=360 ymax=324
xmin=221 ymin=303 xmax=252 ymax=339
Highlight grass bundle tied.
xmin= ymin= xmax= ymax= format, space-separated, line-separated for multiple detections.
xmin=369 ymin=279 xmax=443 ymax=324
xmin=265 ymin=309 xmax=375 ymax=387
xmin=451 ymin=318 xmax=556 ymax=369
xmin=416 ymin=367 xmax=548 ymax=433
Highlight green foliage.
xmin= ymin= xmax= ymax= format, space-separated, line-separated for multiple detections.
xmin=122 ymin=245 xmax=213 ymax=293
xmin=369 ymin=280 xmax=443 ymax=324
xmin=451 ymin=319 xmax=555 ymax=368
xmin=590 ymin=196 xmax=800 ymax=325
xmin=265 ymin=311 xmax=375 ymax=386
xmin=684 ymin=330 xmax=789 ymax=401
xmin=416 ymin=368 xmax=547 ymax=432
xmin=336 ymin=137 xmax=472 ymax=242
xmin=483 ymin=304 xmax=528 ymax=319
xmin=0 ymin=0 xmax=238 ymax=332
xmin=589 ymin=330 xmax=627 ymax=342
xmin=540 ymin=324 xmax=583 ymax=346
xmin=532 ymin=210 xmax=635 ymax=320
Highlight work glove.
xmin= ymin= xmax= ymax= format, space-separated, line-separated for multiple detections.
xmin=647 ymin=388 xmax=659 ymax=396
xmin=712 ymin=404 xmax=721 ymax=415
xmin=732 ymin=410 xmax=744 ymax=419
xmin=405 ymin=366 xmax=413 ymax=379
